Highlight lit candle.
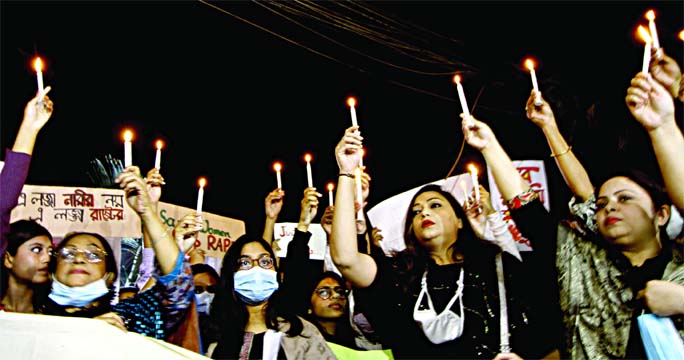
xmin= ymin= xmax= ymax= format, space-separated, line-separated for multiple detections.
xmin=355 ymin=167 xmax=364 ymax=215
xmin=453 ymin=75 xmax=474 ymax=128
xmin=468 ymin=163 xmax=480 ymax=202
xmin=347 ymin=97 xmax=358 ymax=127
xmin=123 ymin=130 xmax=133 ymax=167
xmin=327 ymin=182 xmax=335 ymax=206
xmin=638 ymin=25 xmax=652 ymax=74
xmin=304 ymin=153 xmax=313 ymax=188
xmin=359 ymin=148 xmax=365 ymax=168
xmin=34 ymin=57 xmax=44 ymax=99
xmin=196 ymin=177 xmax=206 ymax=215
xmin=524 ymin=58 xmax=543 ymax=106
xmin=273 ymin=162 xmax=283 ymax=189
xmin=154 ymin=140 xmax=163 ymax=169
xmin=679 ymin=30 xmax=684 ymax=42
xmin=645 ymin=10 xmax=660 ymax=49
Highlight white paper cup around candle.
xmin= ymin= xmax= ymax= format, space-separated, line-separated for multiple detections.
xmin=34 ymin=57 xmax=45 ymax=99
xmin=197 ymin=178 xmax=206 ymax=215
xmin=468 ymin=164 xmax=480 ymax=202
xmin=327 ymin=182 xmax=334 ymax=206
xmin=638 ymin=26 xmax=652 ymax=74
xmin=525 ymin=59 xmax=543 ymax=106
xmin=645 ymin=10 xmax=660 ymax=49
xmin=154 ymin=140 xmax=163 ymax=169
xmin=347 ymin=97 xmax=358 ymax=128
xmin=273 ymin=162 xmax=282 ymax=189
xmin=123 ymin=130 xmax=133 ymax=167
xmin=453 ymin=75 xmax=474 ymax=128
xmin=304 ymin=154 xmax=313 ymax=188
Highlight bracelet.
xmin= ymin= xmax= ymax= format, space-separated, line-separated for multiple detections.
xmin=339 ymin=173 xmax=355 ymax=179
xmin=550 ymin=146 xmax=572 ymax=158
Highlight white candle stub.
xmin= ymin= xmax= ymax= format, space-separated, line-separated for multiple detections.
xmin=468 ymin=164 xmax=480 ymax=202
xmin=453 ymin=75 xmax=474 ymax=128
xmin=154 ymin=140 xmax=163 ymax=169
xmin=123 ymin=130 xmax=133 ymax=168
xmin=274 ymin=162 xmax=282 ymax=189
xmin=525 ymin=59 xmax=543 ymax=106
xmin=305 ymin=154 xmax=313 ymax=188
xmin=196 ymin=178 xmax=206 ymax=215
xmin=327 ymin=183 xmax=334 ymax=206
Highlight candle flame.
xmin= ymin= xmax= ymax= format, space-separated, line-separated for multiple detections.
xmin=155 ymin=140 xmax=163 ymax=150
xmin=524 ymin=58 xmax=535 ymax=71
xmin=637 ymin=25 xmax=652 ymax=43
xmin=679 ymin=30 xmax=684 ymax=41
xmin=198 ymin=177 xmax=207 ymax=188
xmin=347 ymin=97 xmax=356 ymax=107
xmin=360 ymin=148 xmax=365 ymax=158
xmin=123 ymin=130 xmax=133 ymax=142
xmin=273 ymin=162 xmax=282 ymax=172
xmin=34 ymin=57 xmax=43 ymax=72
xmin=468 ymin=163 xmax=478 ymax=176
xmin=327 ymin=182 xmax=334 ymax=191
xmin=452 ymin=74 xmax=461 ymax=84
xmin=645 ymin=9 xmax=655 ymax=21
xmin=304 ymin=153 xmax=312 ymax=162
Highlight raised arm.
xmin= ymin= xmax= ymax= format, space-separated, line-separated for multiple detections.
xmin=626 ymin=72 xmax=684 ymax=210
xmin=525 ymin=90 xmax=593 ymax=201
xmin=262 ymin=188 xmax=284 ymax=248
xmin=331 ymin=126 xmax=377 ymax=287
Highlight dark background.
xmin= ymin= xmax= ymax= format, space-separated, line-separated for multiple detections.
xmin=2 ymin=0 xmax=683 ymax=234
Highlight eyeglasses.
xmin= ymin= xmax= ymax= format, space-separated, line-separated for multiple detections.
xmin=314 ymin=286 xmax=349 ymax=300
xmin=236 ymin=254 xmax=274 ymax=271
xmin=56 ymin=247 xmax=107 ymax=263
xmin=195 ymin=285 xmax=216 ymax=294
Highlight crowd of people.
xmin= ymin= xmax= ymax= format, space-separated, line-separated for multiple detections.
xmin=1 ymin=33 xmax=683 ymax=360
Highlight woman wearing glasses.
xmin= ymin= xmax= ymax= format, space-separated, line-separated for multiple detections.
xmin=207 ymin=234 xmax=336 ymax=359
xmin=40 ymin=166 xmax=194 ymax=340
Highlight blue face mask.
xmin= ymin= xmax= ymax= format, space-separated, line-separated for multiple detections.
xmin=195 ymin=291 xmax=215 ymax=315
xmin=233 ymin=267 xmax=279 ymax=305
xmin=49 ymin=276 xmax=110 ymax=307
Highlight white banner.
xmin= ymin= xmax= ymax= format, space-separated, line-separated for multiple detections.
xmin=272 ymin=222 xmax=327 ymax=260
xmin=486 ymin=160 xmax=550 ymax=251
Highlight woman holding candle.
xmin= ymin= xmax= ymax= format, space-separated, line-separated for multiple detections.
xmin=465 ymin=88 xmax=684 ymax=360
xmin=330 ymin=125 xmax=561 ymax=359
xmin=40 ymin=166 xmax=194 ymax=340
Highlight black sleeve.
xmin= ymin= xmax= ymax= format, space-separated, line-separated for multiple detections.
xmin=280 ymin=229 xmax=323 ymax=316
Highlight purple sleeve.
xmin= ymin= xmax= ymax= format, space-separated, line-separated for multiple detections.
xmin=0 ymin=149 xmax=31 ymax=256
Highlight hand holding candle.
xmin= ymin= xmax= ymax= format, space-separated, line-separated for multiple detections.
xmin=638 ymin=25 xmax=652 ymax=74
xmin=123 ymin=130 xmax=133 ymax=167
xmin=327 ymin=182 xmax=335 ymax=206
xmin=33 ymin=57 xmax=45 ymax=100
xmin=468 ymin=163 xmax=480 ymax=202
xmin=196 ymin=177 xmax=206 ymax=215
xmin=645 ymin=10 xmax=660 ymax=49
xmin=453 ymin=75 xmax=474 ymax=128
xmin=273 ymin=162 xmax=283 ymax=189
xmin=524 ymin=58 xmax=543 ymax=106
xmin=347 ymin=97 xmax=358 ymax=128
xmin=304 ymin=154 xmax=313 ymax=188
xmin=154 ymin=140 xmax=163 ymax=169
xmin=354 ymin=167 xmax=364 ymax=216
xmin=359 ymin=148 xmax=365 ymax=168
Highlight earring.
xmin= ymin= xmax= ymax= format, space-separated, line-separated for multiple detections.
xmin=307 ymin=309 xmax=312 ymax=315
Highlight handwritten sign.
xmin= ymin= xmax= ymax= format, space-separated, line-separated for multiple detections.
xmin=487 ymin=160 xmax=549 ymax=252
xmin=272 ymin=222 xmax=327 ymax=260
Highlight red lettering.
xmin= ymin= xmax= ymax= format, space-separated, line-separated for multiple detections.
xmin=208 ymin=235 xmax=218 ymax=250
xmin=223 ymin=238 xmax=231 ymax=251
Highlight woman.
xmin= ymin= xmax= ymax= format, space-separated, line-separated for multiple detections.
xmin=463 ymin=111 xmax=684 ymax=359
xmin=208 ymin=234 xmax=336 ymax=359
xmin=1 ymin=220 xmax=52 ymax=313
xmin=40 ymin=166 xmax=194 ymax=340
xmin=330 ymin=126 xmax=561 ymax=359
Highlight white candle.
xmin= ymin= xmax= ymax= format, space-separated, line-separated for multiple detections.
xmin=355 ymin=167 xmax=364 ymax=216
xmin=123 ymin=130 xmax=133 ymax=167
xmin=196 ymin=178 xmax=206 ymax=214
xmin=453 ymin=75 xmax=474 ymax=127
xmin=638 ymin=26 xmax=652 ymax=74
xmin=468 ymin=164 xmax=480 ymax=202
xmin=327 ymin=182 xmax=334 ymax=206
xmin=525 ymin=59 xmax=543 ymax=106
xmin=645 ymin=10 xmax=660 ymax=49
xmin=34 ymin=57 xmax=44 ymax=99
xmin=154 ymin=140 xmax=163 ymax=169
xmin=273 ymin=162 xmax=282 ymax=189
xmin=359 ymin=148 xmax=364 ymax=168
xmin=347 ymin=97 xmax=358 ymax=127
xmin=304 ymin=154 xmax=313 ymax=188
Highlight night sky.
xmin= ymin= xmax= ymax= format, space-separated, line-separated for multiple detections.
xmin=2 ymin=1 xmax=683 ymax=234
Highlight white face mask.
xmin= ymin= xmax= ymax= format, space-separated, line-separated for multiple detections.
xmin=49 ymin=275 xmax=110 ymax=307
xmin=195 ymin=291 xmax=215 ymax=315
xmin=413 ymin=267 xmax=465 ymax=344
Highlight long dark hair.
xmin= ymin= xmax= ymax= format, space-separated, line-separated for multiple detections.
xmin=210 ymin=234 xmax=303 ymax=358
xmin=304 ymin=271 xmax=356 ymax=347
xmin=1 ymin=219 xmax=53 ymax=309
xmin=394 ymin=184 xmax=479 ymax=293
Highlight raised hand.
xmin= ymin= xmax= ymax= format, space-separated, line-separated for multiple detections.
xmin=650 ymin=48 xmax=682 ymax=100
xmin=22 ymin=86 xmax=54 ymax=132
xmin=625 ymin=72 xmax=676 ymax=131
xmin=145 ymin=167 xmax=165 ymax=206
xmin=525 ymin=90 xmax=556 ymax=129
xmin=335 ymin=126 xmax=363 ymax=174
xmin=299 ymin=187 xmax=322 ymax=228
xmin=115 ymin=166 xmax=153 ymax=216
xmin=264 ymin=188 xmax=285 ymax=220
xmin=321 ymin=205 xmax=334 ymax=236
xmin=462 ymin=115 xmax=496 ymax=152
xmin=173 ymin=212 xmax=204 ymax=254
